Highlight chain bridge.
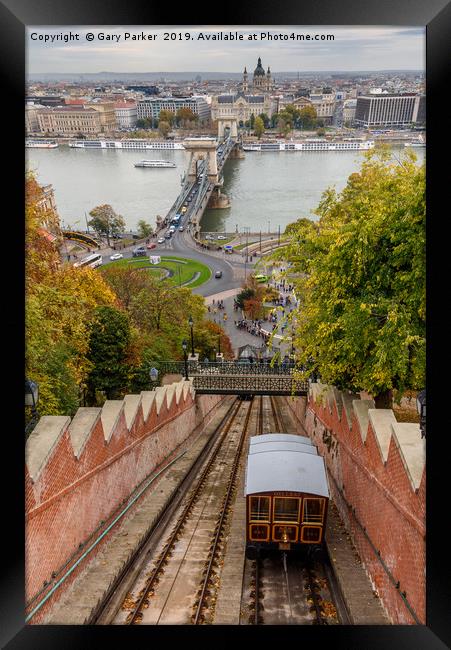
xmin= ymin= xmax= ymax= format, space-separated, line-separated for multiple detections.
xmin=164 ymin=117 xmax=243 ymax=237
xmin=155 ymin=361 xmax=309 ymax=396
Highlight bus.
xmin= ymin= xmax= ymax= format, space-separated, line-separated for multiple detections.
xmin=73 ymin=253 xmax=103 ymax=269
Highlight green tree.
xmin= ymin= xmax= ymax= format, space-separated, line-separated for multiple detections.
xmin=158 ymin=109 xmax=175 ymax=126
xmin=298 ymin=106 xmax=317 ymax=130
xmin=88 ymin=204 xmax=126 ymax=246
xmin=158 ymin=120 xmax=171 ymax=138
xmin=137 ymin=219 xmax=153 ymax=238
xmin=175 ymin=107 xmax=198 ymax=127
xmin=254 ymin=116 xmax=265 ymax=140
xmin=284 ymin=148 xmax=425 ymax=407
xmin=258 ymin=113 xmax=270 ymax=128
xmin=136 ymin=118 xmax=152 ymax=129
xmin=86 ymin=306 xmax=132 ymax=402
xmin=236 ymin=286 xmax=256 ymax=309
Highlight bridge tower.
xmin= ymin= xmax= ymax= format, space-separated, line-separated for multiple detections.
xmin=183 ymin=138 xmax=218 ymax=184
xmin=217 ymin=117 xmax=238 ymax=140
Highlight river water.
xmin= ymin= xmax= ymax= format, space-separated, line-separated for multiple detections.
xmin=26 ymin=145 xmax=425 ymax=233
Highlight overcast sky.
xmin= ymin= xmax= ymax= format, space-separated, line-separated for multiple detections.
xmin=27 ymin=26 xmax=425 ymax=74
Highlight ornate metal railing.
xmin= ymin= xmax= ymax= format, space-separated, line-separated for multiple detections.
xmin=153 ymin=360 xmax=309 ymax=395
xmin=156 ymin=361 xmax=298 ymax=376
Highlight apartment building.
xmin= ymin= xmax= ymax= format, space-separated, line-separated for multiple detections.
xmin=354 ymin=93 xmax=423 ymax=128
xmin=137 ymin=96 xmax=211 ymax=122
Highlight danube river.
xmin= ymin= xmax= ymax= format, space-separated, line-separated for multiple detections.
xmin=26 ymin=145 xmax=425 ymax=233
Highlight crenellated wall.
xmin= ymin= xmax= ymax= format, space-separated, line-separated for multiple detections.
xmin=283 ymin=383 xmax=425 ymax=625
xmin=25 ymin=381 xmax=225 ymax=613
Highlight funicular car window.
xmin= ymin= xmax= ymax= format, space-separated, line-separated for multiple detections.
xmin=273 ymin=497 xmax=300 ymax=523
xmin=302 ymin=498 xmax=325 ymax=523
xmin=301 ymin=526 xmax=322 ymax=543
xmin=273 ymin=525 xmax=298 ymax=542
xmin=250 ymin=496 xmax=270 ymax=521
xmin=249 ymin=524 xmax=270 ymax=541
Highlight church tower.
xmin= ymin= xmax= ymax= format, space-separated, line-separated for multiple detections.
xmin=253 ymin=57 xmax=266 ymax=91
xmin=242 ymin=66 xmax=248 ymax=93
xmin=266 ymin=66 xmax=272 ymax=92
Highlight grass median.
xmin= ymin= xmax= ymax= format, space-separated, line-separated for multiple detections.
xmin=104 ymin=254 xmax=212 ymax=288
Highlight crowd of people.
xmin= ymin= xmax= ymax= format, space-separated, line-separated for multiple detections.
xmin=235 ymin=319 xmax=271 ymax=342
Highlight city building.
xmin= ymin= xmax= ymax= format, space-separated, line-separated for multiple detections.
xmin=241 ymin=57 xmax=274 ymax=95
xmin=114 ymin=101 xmax=138 ymax=128
xmin=211 ymin=57 xmax=277 ymax=125
xmin=342 ymin=99 xmax=357 ymax=124
xmin=89 ymin=101 xmax=117 ymax=133
xmin=354 ymin=93 xmax=423 ymax=128
xmin=25 ymin=104 xmax=42 ymax=133
xmin=211 ymin=93 xmax=276 ymax=125
xmin=136 ymin=96 xmax=211 ymax=122
xmin=36 ymin=105 xmax=102 ymax=135
xmin=276 ymin=88 xmax=336 ymax=125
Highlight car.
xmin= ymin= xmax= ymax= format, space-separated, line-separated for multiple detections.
xmin=165 ymin=231 xmax=172 ymax=239
xmin=179 ymin=226 xmax=184 ymax=232
xmin=214 ymin=270 xmax=223 ymax=278
xmin=132 ymin=247 xmax=147 ymax=257
xmin=217 ymin=235 xmax=227 ymax=240
xmin=181 ymin=207 xmax=187 ymax=214
xmin=110 ymin=253 xmax=123 ymax=261
xmin=146 ymin=242 xmax=157 ymax=249
xmin=205 ymin=234 xmax=214 ymax=240
xmin=157 ymin=237 xmax=165 ymax=244
xmin=169 ymin=226 xmax=176 ymax=234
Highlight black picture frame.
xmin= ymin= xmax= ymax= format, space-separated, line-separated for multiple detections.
xmin=2 ymin=0 xmax=450 ymax=648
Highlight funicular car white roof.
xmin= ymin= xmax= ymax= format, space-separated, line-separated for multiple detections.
xmin=245 ymin=435 xmax=329 ymax=497
xmin=250 ymin=433 xmax=314 ymax=446
xmin=249 ymin=442 xmax=317 ymax=456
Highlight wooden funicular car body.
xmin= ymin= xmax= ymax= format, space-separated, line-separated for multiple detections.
xmin=244 ymin=434 xmax=330 ymax=558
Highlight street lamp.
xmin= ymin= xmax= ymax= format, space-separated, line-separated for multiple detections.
xmin=25 ymin=379 xmax=39 ymax=437
xmin=416 ymin=389 xmax=426 ymax=438
xmin=150 ymin=367 xmax=159 ymax=389
xmin=182 ymin=340 xmax=189 ymax=380
xmin=188 ymin=315 xmax=195 ymax=357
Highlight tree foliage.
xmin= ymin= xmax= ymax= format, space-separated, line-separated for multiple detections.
xmin=284 ymin=148 xmax=425 ymax=404
xmin=26 ymin=176 xmax=118 ymax=415
xmin=88 ymin=204 xmax=125 ymax=246
xmin=86 ymin=306 xmax=132 ymax=401
xmin=136 ymin=219 xmax=153 ymax=238
xmin=254 ymin=116 xmax=265 ymax=140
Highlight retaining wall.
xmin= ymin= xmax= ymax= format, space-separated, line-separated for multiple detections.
xmin=25 ymin=381 xmax=224 ymax=615
xmin=283 ymin=384 xmax=425 ymax=624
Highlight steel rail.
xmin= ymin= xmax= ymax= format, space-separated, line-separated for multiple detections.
xmin=125 ymin=398 xmax=243 ymax=625
xmin=90 ymin=397 xmax=239 ymax=624
xmin=254 ymin=558 xmax=261 ymax=625
xmin=192 ymin=397 xmax=255 ymax=624
xmin=269 ymin=395 xmax=284 ymax=432
xmin=305 ymin=561 xmax=327 ymax=625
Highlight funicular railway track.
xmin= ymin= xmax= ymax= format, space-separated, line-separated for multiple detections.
xmin=245 ymin=396 xmax=349 ymax=625
xmin=93 ymin=394 xmax=348 ymax=625
xmin=109 ymin=396 xmax=257 ymax=625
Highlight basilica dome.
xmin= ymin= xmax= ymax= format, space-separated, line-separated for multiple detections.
xmin=253 ymin=57 xmax=265 ymax=76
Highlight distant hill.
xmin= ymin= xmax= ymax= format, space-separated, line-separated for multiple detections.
xmin=28 ymin=70 xmax=424 ymax=83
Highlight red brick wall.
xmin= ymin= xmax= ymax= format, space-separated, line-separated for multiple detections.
xmin=25 ymin=386 xmax=225 ymax=618
xmin=283 ymin=391 xmax=425 ymax=624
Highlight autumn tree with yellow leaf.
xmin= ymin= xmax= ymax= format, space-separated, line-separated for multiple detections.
xmin=285 ymin=148 xmax=425 ymax=407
